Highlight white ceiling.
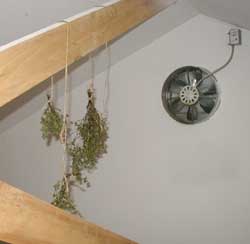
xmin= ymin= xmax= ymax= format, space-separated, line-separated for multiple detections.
xmin=190 ymin=0 xmax=250 ymax=30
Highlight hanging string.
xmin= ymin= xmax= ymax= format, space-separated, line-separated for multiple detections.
xmin=50 ymin=76 xmax=54 ymax=102
xmin=59 ymin=20 xmax=71 ymax=194
xmin=89 ymin=53 xmax=95 ymax=92
xmin=44 ymin=76 xmax=54 ymax=109
xmin=103 ymin=42 xmax=111 ymax=118
xmin=63 ymin=23 xmax=70 ymax=127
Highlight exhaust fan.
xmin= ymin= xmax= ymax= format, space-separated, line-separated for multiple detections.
xmin=162 ymin=29 xmax=242 ymax=124
xmin=162 ymin=66 xmax=220 ymax=124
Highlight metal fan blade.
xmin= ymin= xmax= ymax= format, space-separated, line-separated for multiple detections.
xmin=197 ymin=77 xmax=217 ymax=95
xmin=170 ymin=97 xmax=185 ymax=113
xmin=195 ymin=69 xmax=203 ymax=80
xmin=199 ymin=97 xmax=215 ymax=114
xmin=187 ymin=106 xmax=198 ymax=122
xmin=199 ymin=94 xmax=217 ymax=100
xmin=203 ymin=85 xmax=217 ymax=96
xmin=187 ymin=68 xmax=203 ymax=86
xmin=174 ymin=79 xmax=188 ymax=87
xmin=170 ymin=80 xmax=187 ymax=94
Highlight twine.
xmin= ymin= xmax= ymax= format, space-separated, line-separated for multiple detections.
xmin=89 ymin=53 xmax=95 ymax=92
xmin=50 ymin=76 xmax=54 ymax=102
xmin=59 ymin=20 xmax=71 ymax=194
xmin=103 ymin=42 xmax=111 ymax=118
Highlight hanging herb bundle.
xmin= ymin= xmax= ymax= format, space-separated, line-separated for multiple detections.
xmin=51 ymin=176 xmax=81 ymax=216
xmin=41 ymin=41 xmax=110 ymax=216
xmin=41 ymin=95 xmax=63 ymax=145
xmin=50 ymin=117 xmax=82 ymax=215
xmin=69 ymin=88 xmax=108 ymax=184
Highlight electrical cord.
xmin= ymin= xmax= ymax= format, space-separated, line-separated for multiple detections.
xmin=196 ymin=45 xmax=235 ymax=87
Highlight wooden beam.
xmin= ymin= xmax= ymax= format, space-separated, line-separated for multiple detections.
xmin=0 ymin=0 xmax=173 ymax=108
xmin=0 ymin=181 xmax=138 ymax=244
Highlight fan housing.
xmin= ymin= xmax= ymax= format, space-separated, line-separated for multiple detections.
xmin=161 ymin=66 xmax=220 ymax=124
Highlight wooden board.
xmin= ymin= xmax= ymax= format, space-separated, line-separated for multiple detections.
xmin=0 ymin=181 xmax=138 ymax=244
xmin=0 ymin=0 xmax=173 ymax=108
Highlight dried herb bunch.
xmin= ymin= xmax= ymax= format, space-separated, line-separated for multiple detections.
xmin=41 ymin=95 xmax=63 ymax=144
xmin=41 ymin=86 xmax=109 ymax=216
xmin=69 ymin=88 xmax=108 ymax=184
xmin=51 ymin=176 xmax=81 ymax=216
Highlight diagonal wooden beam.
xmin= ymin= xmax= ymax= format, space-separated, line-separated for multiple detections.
xmin=0 ymin=181 xmax=138 ymax=244
xmin=0 ymin=0 xmax=174 ymax=108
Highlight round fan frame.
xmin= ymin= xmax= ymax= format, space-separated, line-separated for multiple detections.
xmin=162 ymin=66 xmax=221 ymax=124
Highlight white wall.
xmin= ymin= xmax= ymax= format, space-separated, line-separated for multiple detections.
xmin=0 ymin=15 xmax=250 ymax=244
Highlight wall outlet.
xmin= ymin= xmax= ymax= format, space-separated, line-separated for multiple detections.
xmin=228 ymin=29 xmax=242 ymax=45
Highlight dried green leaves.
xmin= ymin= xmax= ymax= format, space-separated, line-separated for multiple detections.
xmin=51 ymin=177 xmax=81 ymax=216
xmin=41 ymin=95 xmax=63 ymax=144
xmin=69 ymin=89 xmax=108 ymax=184
xmin=41 ymin=89 xmax=108 ymax=216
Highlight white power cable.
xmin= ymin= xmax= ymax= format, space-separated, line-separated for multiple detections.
xmin=196 ymin=45 xmax=235 ymax=87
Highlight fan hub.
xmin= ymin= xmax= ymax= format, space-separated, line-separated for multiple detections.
xmin=179 ymin=86 xmax=199 ymax=105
